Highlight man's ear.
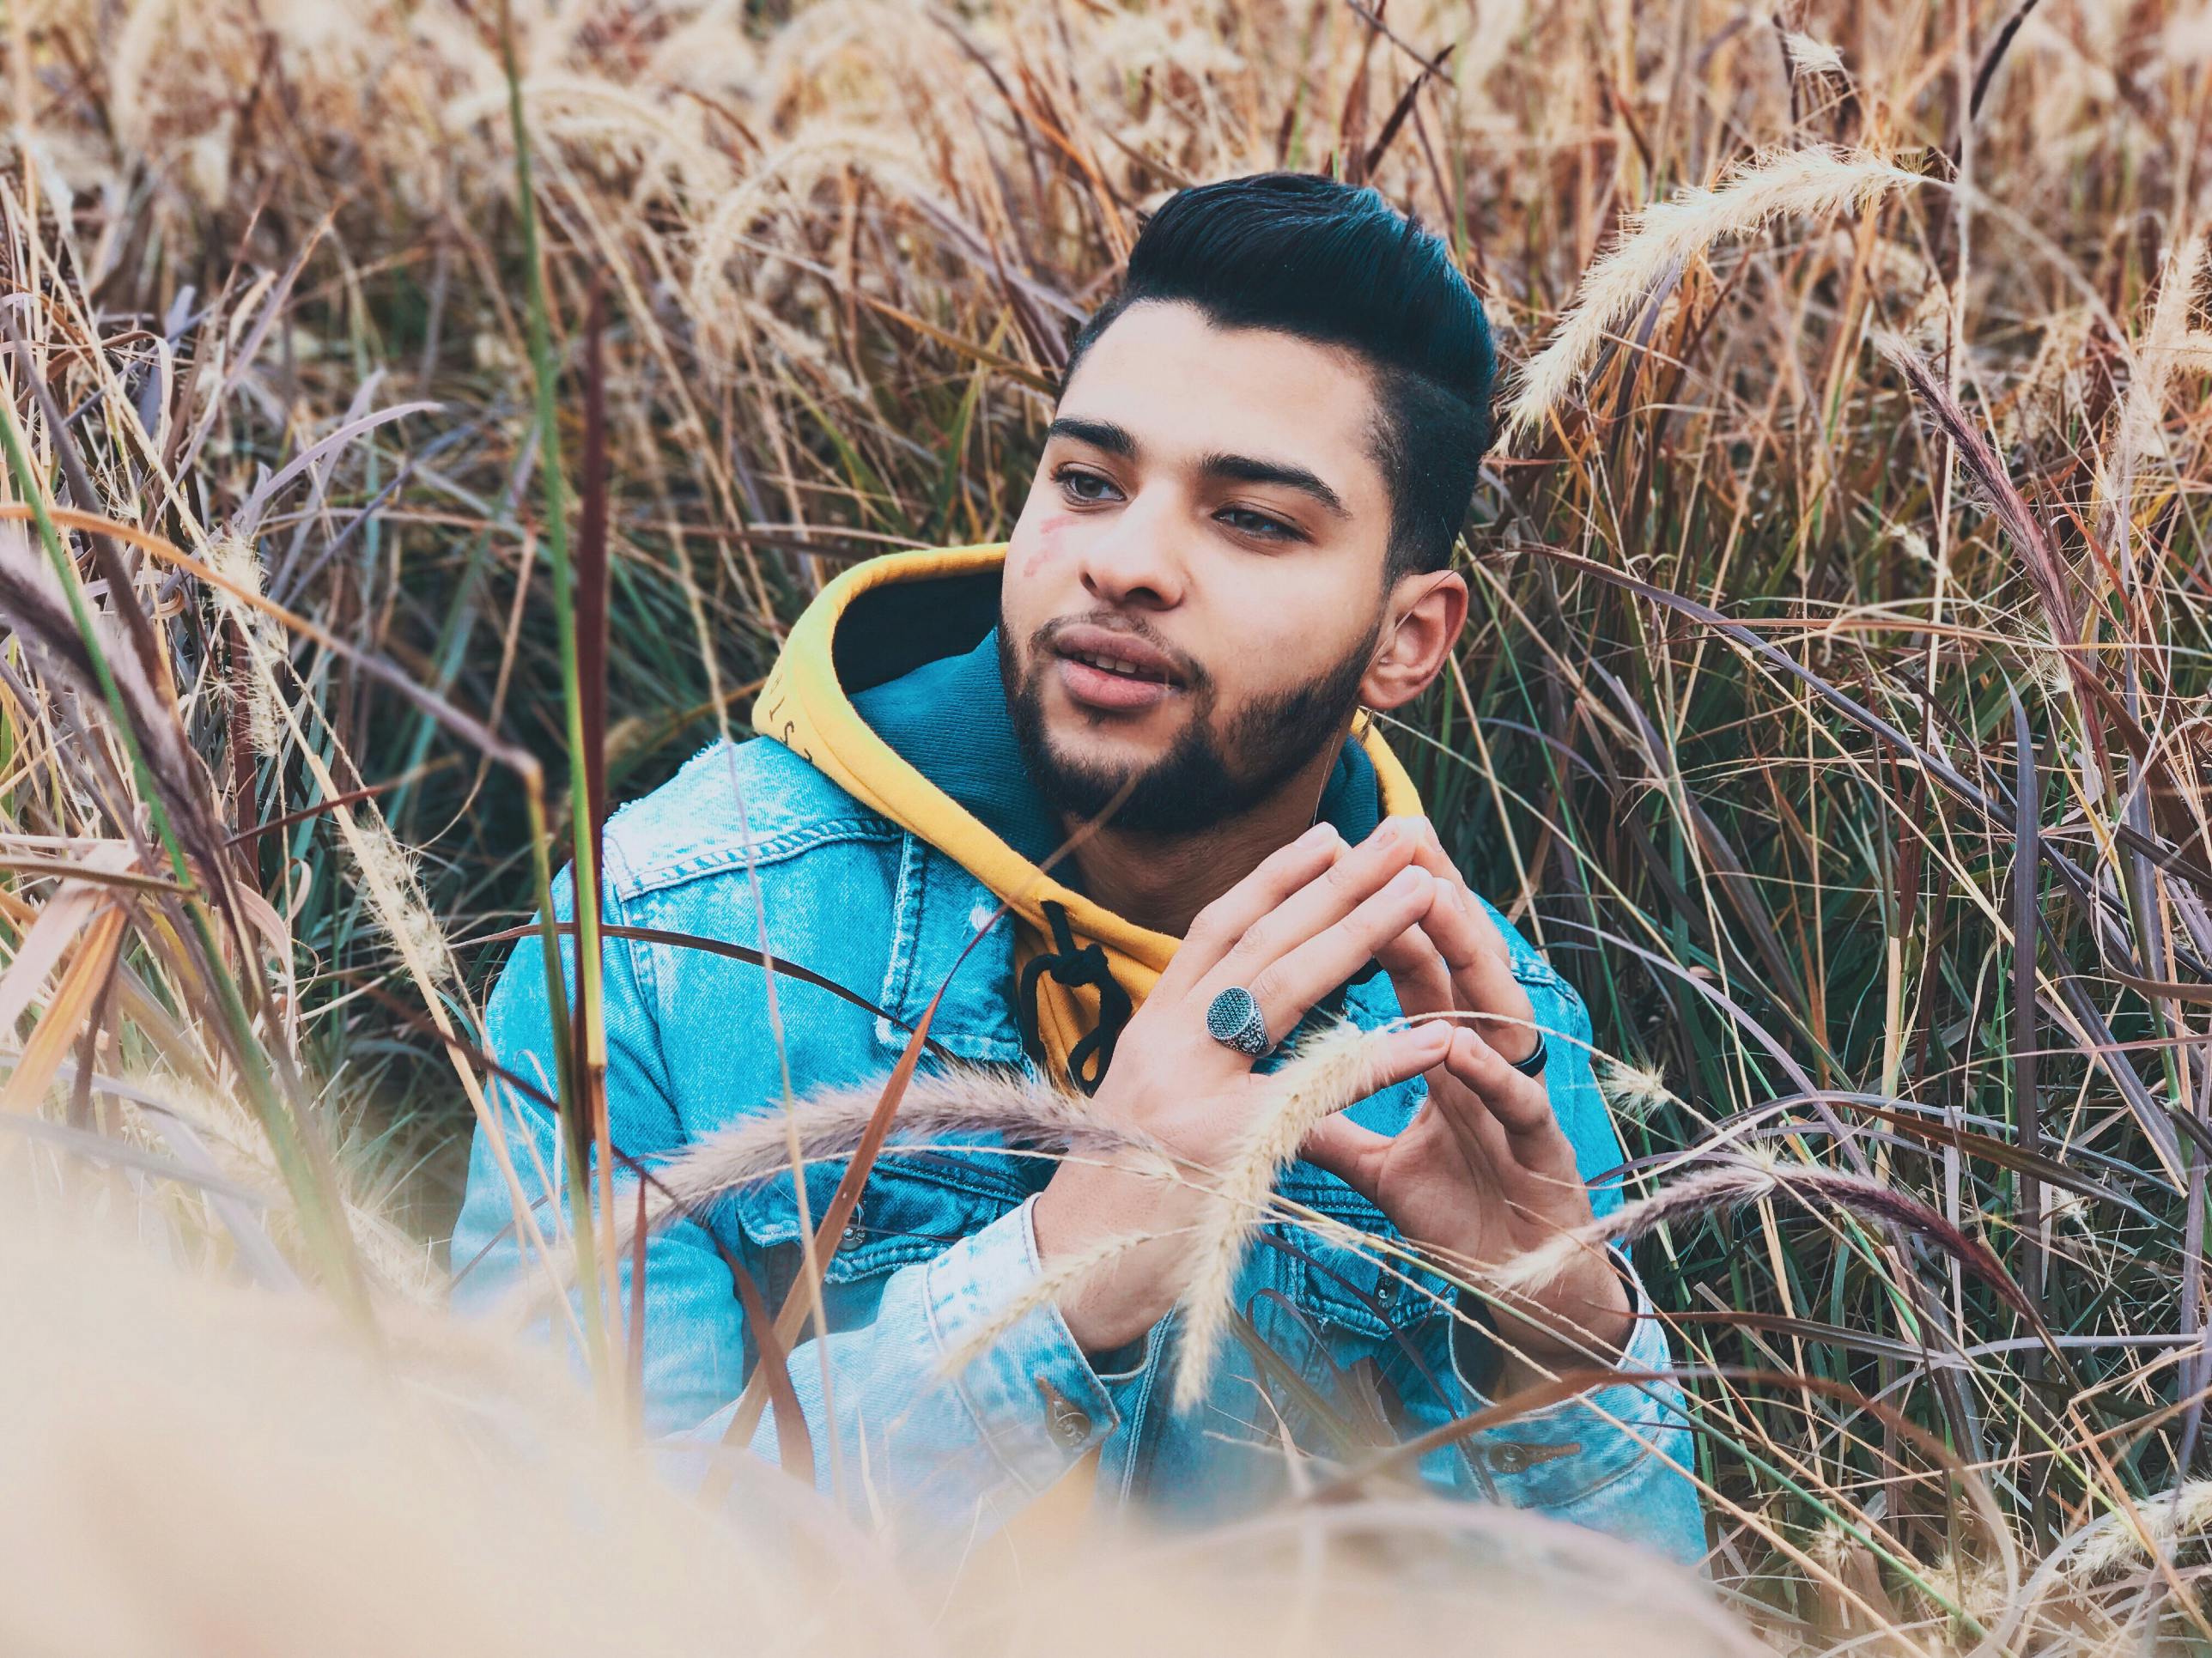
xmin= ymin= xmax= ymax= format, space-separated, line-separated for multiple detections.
xmin=1359 ymin=569 xmax=1468 ymax=712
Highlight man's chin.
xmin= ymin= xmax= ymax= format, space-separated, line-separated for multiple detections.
xmin=1033 ymin=732 xmax=1165 ymax=800
xmin=1025 ymin=720 xmax=1277 ymax=837
xmin=1004 ymin=637 xmax=1239 ymax=834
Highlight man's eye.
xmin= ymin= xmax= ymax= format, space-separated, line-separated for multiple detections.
xmin=1218 ymin=507 xmax=1297 ymax=540
xmin=1054 ymin=466 xmax=1121 ymax=504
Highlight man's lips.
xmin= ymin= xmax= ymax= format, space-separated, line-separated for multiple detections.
xmin=1047 ymin=624 xmax=1189 ymax=714
xmin=1057 ymin=655 xmax=1176 ymax=712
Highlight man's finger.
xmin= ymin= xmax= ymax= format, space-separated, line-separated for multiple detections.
xmin=1396 ymin=816 xmax=1513 ymax=968
xmin=1159 ymin=819 xmax=1343 ymax=999
xmin=1425 ymin=1035 xmax=1589 ymax=1216
xmin=1298 ymin=1113 xmax=1390 ymax=1202
xmin=1373 ymin=914 xmax=1453 ymax=1018
xmin=1393 ymin=817 xmax=1538 ymax=1059
xmin=1211 ymin=866 xmax=1440 ymax=1043
xmin=1201 ymin=820 xmax=1423 ymax=999
xmin=1441 ymin=1028 xmax=1565 ymax=1143
xmin=1297 ymin=1021 xmax=1452 ymax=1193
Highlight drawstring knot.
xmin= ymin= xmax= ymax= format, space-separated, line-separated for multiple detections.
xmin=1016 ymin=899 xmax=1132 ymax=1096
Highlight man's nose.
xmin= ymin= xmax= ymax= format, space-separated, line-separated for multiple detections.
xmin=1073 ymin=495 xmax=1188 ymax=610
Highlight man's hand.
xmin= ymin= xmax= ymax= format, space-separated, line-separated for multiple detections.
xmin=1301 ymin=817 xmax=1633 ymax=1384
xmin=1033 ymin=817 xmax=1456 ymax=1353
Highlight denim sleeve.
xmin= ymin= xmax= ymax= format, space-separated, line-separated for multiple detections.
xmin=1441 ymin=1250 xmax=1707 ymax=1568
xmin=668 ymin=1194 xmax=1116 ymax=1552
xmin=1437 ymin=907 xmax=1705 ymax=1564
xmin=448 ymin=870 xmax=1112 ymax=1546
xmin=1512 ymin=936 xmax=1631 ymax=1219
xmin=450 ymin=865 xmax=757 ymax=1430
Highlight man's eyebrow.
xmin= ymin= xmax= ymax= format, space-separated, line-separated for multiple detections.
xmin=1044 ymin=419 xmax=1350 ymax=519
xmin=1044 ymin=416 xmax=1136 ymax=458
xmin=1198 ymin=451 xmax=1349 ymax=518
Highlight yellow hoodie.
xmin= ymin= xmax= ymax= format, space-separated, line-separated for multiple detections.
xmin=752 ymin=543 xmax=1421 ymax=1089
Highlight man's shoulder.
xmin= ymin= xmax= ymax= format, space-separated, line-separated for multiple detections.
xmin=598 ymin=735 xmax=902 ymax=902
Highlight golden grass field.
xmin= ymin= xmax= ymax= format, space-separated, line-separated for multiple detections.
xmin=3 ymin=0 xmax=2211 ymax=1649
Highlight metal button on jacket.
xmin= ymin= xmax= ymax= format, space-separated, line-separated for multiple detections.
xmin=1036 ymin=1379 xmax=1093 ymax=1450
xmin=1486 ymin=1440 xmax=1580 ymax=1473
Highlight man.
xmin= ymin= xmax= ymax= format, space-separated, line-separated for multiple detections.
xmin=452 ymin=173 xmax=1704 ymax=1564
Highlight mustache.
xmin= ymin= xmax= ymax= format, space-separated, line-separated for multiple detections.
xmin=1026 ymin=612 xmax=1211 ymax=693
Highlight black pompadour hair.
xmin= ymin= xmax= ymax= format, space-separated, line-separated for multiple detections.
xmin=1060 ymin=172 xmax=1497 ymax=581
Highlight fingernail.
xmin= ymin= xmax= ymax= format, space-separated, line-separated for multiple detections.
xmin=1371 ymin=821 xmax=1402 ymax=849
xmin=1297 ymin=821 xmax=1335 ymax=848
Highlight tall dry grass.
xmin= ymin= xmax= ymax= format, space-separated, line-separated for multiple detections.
xmin=3 ymin=0 xmax=2212 ymax=1649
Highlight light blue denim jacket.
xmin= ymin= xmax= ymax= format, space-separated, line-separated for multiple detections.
xmin=451 ymin=729 xmax=1705 ymax=1566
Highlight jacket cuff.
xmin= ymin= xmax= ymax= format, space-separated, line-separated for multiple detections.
xmin=922 ymin=1195 xmax=1118 ymax=1495
xmin=1449 ymin=1248 xmax=1689 ymax=1508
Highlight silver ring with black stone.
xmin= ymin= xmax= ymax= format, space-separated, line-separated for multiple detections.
xmin=1205 ymin=986 xmax=1272 ymax=1058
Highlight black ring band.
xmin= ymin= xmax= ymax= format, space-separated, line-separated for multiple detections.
xmin=1505 ymin=1029 xmax=1548 ymax=1078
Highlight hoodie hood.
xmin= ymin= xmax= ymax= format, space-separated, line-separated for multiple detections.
xmin=752 ymin=543 xmax=1422 ymax=1090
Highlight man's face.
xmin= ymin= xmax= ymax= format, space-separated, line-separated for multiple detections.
xmin=1000 ymin=301 xmax=1398 ymax=834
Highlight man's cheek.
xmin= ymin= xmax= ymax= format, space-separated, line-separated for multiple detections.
xmin=1018 ymin=513 xmax=1074 ymax=580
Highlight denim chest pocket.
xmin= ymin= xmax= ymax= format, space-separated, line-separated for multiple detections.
xmin=1271 ymin=1169 xmax=1447 ymax=1339
xmin=726 ymin=1149 xmax=1030 ymax=1286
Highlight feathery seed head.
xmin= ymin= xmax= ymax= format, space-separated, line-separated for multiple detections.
xmin=1501 ymin=147 xmax=1921 ymax=447
xmin=1597 ymin=1054 xmax=1674 ymax=1121
xmin=1778 ymin=28 xmax=1846 ymax=79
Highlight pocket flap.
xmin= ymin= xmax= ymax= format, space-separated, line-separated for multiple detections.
xmin=1268 ymin=1174 xmax=1453 ymax=1342
xmin=728 ymin=1148 xmax=1030 ymax=1282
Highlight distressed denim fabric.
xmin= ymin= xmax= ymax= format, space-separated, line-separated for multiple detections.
xmin=449 ymin=735 xmax=1706 ymax=1565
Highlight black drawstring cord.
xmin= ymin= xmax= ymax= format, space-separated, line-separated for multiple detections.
xmin=1015 ymin=899 xmax=1133 ymax=1096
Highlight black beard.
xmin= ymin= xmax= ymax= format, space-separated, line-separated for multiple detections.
xmin=999 ymin=613 xmax=1380 ymax=836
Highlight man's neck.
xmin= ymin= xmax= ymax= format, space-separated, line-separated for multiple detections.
xmin=1064 ymin=746 xmax=1341 ymax=937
